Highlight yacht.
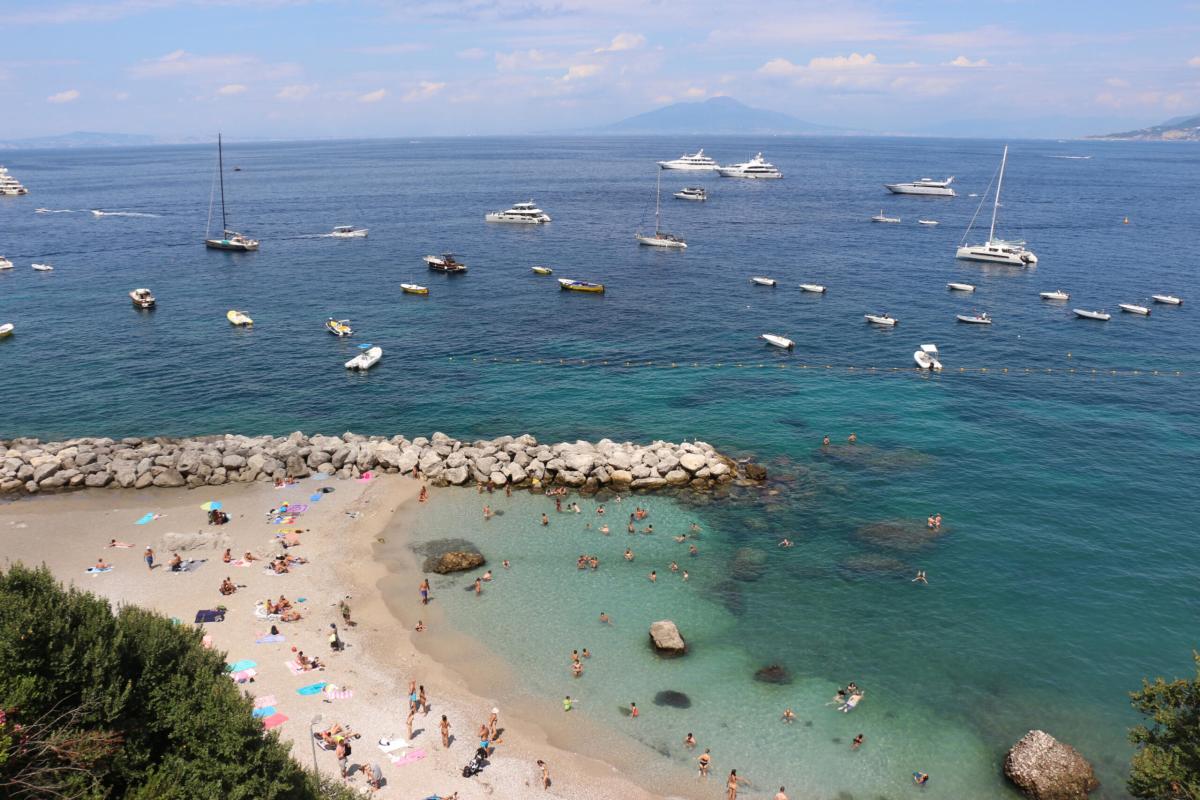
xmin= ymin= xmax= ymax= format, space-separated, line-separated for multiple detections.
xmin=956 ymin=146 xmax=1036 ymax=266
xmin=204 ymin=134 xmax=259 ymax=252
xmin=717 ymin=153 xmax=782 ymax=179
xmin=636 ymin=171 xmax=687 ymax=249
xmin=130 ymin=288 xmax=156 ymax=309
xmin=0 ymin=166 xmax=28 ymax=196
xmin=485 ymin=200 xmax=551 ymax=224
xmin=871 ymin=210 xmax=901 ymax=223
xmin=657 ymin=149 xmax=719 ymax=171
xmin=884 ymin=177 xmax=955 ymax=196
xmin=330 ymin=225 xmax=368 ymax=238
xmin=424 ymin=253 xmax=467 ymax=273
xmin=674 ymin=187 xmax=707 ymax=202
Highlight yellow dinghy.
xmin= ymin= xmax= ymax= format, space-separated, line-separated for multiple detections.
xmin=227 ymin=309 xmax=253 ymax=327
xmin=558 ymin=278 xmax=605 ymax=294
xmin=401 ymin=283 xmax=429 ymax=295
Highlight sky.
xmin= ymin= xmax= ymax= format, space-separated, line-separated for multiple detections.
xmin=1 ymin=0 xmax=1198 ymax=140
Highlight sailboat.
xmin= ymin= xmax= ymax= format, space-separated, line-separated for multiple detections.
xmin=956 ymin=146 xmax=1035 ymax=266
xmin=205 ymin=134 xmax=259 ymax=251
xmin=636 ymin=170 xmax=687 ymax=249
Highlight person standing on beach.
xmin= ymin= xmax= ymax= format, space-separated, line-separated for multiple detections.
xmin=440 ymin=715 xmax=451 ymax=748
xmin=408 ymin=680 xmax=418 ymax=713
xmin=339 ymin=598 xmax=354 ymax=626
xmin=419 ymin=579 xmax=430 ymax=605
xmin=698 ymin=748 xmax=711 ymax=777
xmin=144 ymin=546 xmax=155 ymax=570
xmin=419 ymin=685 xmax=429 ymax=715
xmin=563 ymin=695 xmax=572 ymax=711
xmin=335 ymin=738 xmax=349 ymax=778
xmin=406 ymin=707 xmax=415 ymax=740
xmin=537 ymin=759 xmax=551 ymax=790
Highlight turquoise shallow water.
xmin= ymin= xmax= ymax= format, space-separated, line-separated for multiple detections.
xmin=2 ymin=137 xmax=1199 ymax=797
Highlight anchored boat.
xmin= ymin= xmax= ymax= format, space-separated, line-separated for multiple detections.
xmin=424 ymin=253 xmax=467 ymax=273
xmin=1073 ymin=309 xmax=1110 ymax=321
xmin=761 ymin=333 xmax=795 ymax=349
xmin=799 ymin=284 xmax=826 ymax=294
xmin=947 ymin=282 xmax=975 ymax=292
xmin=558 ymin=278 xmax=605 ymax=294
xmin=871 ymin=210 xmax=901 ymax=223
xmin=204 ymin=134 xmax=259 ymax=252
xmin=956 ymin=146 xmax=1036 ymax=266
xmin=1040 ymin=290 xmax=1070 ymax=301
xmin=956 ymin=313 xmax=992 ymax=324
xmin=0 ymin=323 xmax=13 ymax=338
xmin=326 ymin=318 xmax=353 ymax=336
xmin=130 ymin=288 xmax=156 ymax=309
xmin=1152 ymin=294 xmax=1182 ymax=305
xmin=1118 ymin=303 xmax=1150 ymax=316
xmin=636 ymin=171 xmax=687 ymax=249
xmin=345 ymin=345 xmax=382 ymax=371
xmin=751 ymin=277 xmax=777 ymax=287
xmin=531 ymin=266 xmax=554 ymax=275
xmin=913 ymin=344 xmax=943 ymax=371
xmin=865 ymin=313 xmax=898 ymax=327
xmin=401 ymin=283 xmax=429 ymax=295
xmin=226 ymin=310 xmax=253 ymax=327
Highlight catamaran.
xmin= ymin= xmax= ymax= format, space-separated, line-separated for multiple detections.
xmin=205 ymin=134 xmax=259 ymax=252
xmin=956 ymin=146 xmax=1036 ymax=266
xmin=636 ymin=170 xmax=687 ymax=249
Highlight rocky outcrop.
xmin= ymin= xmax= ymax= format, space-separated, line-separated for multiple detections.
xmin=0 ymin=433 xmax=764 ymax=496
xmin=1004 ymin=730 xmax=1099 ymax=800
xmin=649 ymin=620 xmax=686 ymax=656
xmin=753 ymin=664 xmax=793 ymax=685
xmin=425 ymin=551 xmax=486 ymax=574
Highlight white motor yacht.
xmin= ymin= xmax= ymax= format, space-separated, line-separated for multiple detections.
xmin=658 ymin=149 xmax=719 ymax=171
xmin=761 ymin=334 xmax=795 ymax=350
xmin=885 ymin=177 xmax=955 ymax=196
xmin=799 ymin=284 xmax=827 ymax=294
xmin=330 ymin=225 xmax=368 ymax=238
xmin=717 ymin=153 xmax=782 ymax=179
xmin=1074 ymin=309 xmax=1110 ymax=321
xmin=0 ymin=166 xmax=29 ymax=196
xmin=751 ymin=277 xmax=777 ymax=287
xmin=674 ymin=187 xmax=707 ymax=201
xmin=1040 ymin=290 xmax=1070 ymax=301
xmin=0 ymin=256 xmax=12 ymax=270
xmin=956 ymin=146 xmax=1036 ymax=266
xmin=1118 ymin=303 xmax=1151 ymax=316
xmin=485 ymin=200 xmax=551 ymax=224
xmin=1152 ymin=294 xmax=1182 ymax=305
xmin=947 ymin=282 xmax=975 ymax=292
xmin=865 ymin=313 xmax=898 ymax=327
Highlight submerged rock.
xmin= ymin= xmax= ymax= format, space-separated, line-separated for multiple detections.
xmin=653 ymin=690 xmax=692 ymax=708
xmin=731 ymin=547 xmax=769 ymax=582
xmin=649 ymin=620 xmax=686 ymax=656
xmin=854 ymin=520 xmax=946 ymax=551
xmin=753 ymin=664 xmax=793 ymax=685
xmin=1004 ymin=730 xmax=1099 ymax=800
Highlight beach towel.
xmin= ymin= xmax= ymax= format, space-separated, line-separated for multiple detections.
xmin=287 ymin=504 xmax=309 ymax=514
xmin=255 ymin=634 xmax=286 ymax=644
xmin=86 ymin=567 xmax=113 ymax=574
xmin=230 ymin=559 xmax=251 ymax=567
xmin=390 ymin=749 xmax=426 ymax=767
xmin=173 ymin=559 xmax=205 ymax=573
xmin=378 ymin=739 xmax=410 ymax=754
xmin=230 ymin=668 xmax=256 ymax=684
xmin=262 ymin=712 xmax=288 ymax=730
xmin=285 ymin=660 xmax=307 ymax=676
xmin=254 ymin=605 xmax=280 ymax=621
xmin=253 ymin=695 xmax=277 ymax=709
xmin=296 ymin=682 xmax=327 ymax=696
xmin=194 ymin=609 xmax=225 ymax=623
xmin=272 ymin=516 xmax=297 ymax=525
xmin=109 ymin=542 xmax=134 ymax=548
xmin=252 ymin=706 xmax=276 ymax=718
xmin=310 ymin=493 xmax=322 ymax=502
xmin=134 ymin=513 xmax=162 ymax=525
xmin=323 ymin=685 xmax=354 ymax=700
xmin=226 ymin=659 xmax=256 ymax=673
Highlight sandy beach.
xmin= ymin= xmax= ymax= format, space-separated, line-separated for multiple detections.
xmin=0 ymin=476 xmax=680 ymax=800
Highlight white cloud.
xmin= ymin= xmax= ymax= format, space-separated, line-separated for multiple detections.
xmin=355 ymin=43 xmax=429 ymax=55
xmin=457 ymin=47 xmax=487 ymax=60
xmin=1189 ymin=56 xmax=1200 ymax=67
xmin=709 ymin=11 xmax=906 ymax=46
xmin=403 ymin=81 xmax=446 ymax=101
xmin=495 ymin=49 xmax=550 ymax=72
xmin=1105 ymin=77 xmax=1130 ymax=88
xmin=217 ymin=83 xmax=247 ymax=96
xmin=684 ymin=86 xmax=706 ymax=98
xmin=276 ymin=83 xmax=315 ymax=100
xmin=562 ymin=64 xmax=601 ymax=81
xmin=47 ymin=89 xmax=80 ymax=103
xmin=358 ymin=88 xmax=387 ymax=103
xmin=129 ymin=49 xmax=298 ymax=80
xmin=595 ymin=33 xmax=645 ymax=53
xmin=809 ymin=52 xmax=878 ymax=70
xmin=947 ymin=55 xmax=989 ymax=68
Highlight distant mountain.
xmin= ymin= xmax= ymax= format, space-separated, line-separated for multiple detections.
xmin=597 ymin=97 xmax=836 ymax=135
xmin=0 ymin=131 xmax=162 ymax=149
xmin=1089 ymin=114 xmax=1200 ymax=141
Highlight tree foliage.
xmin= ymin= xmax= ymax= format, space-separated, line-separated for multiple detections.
xmin=1129 ymin=652 xmax=1200 ymax=800
xmin=0 ymin=564 xmax=365 ymax=800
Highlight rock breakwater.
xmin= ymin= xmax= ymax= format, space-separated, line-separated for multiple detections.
xmin=1 ymin=432 xmax=761 ymax=496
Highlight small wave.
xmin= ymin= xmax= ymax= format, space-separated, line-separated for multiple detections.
xmin=90 ymin=210 xmax=161 ymax=218
xmin=36 ymin=208 xmax=75 ymax=213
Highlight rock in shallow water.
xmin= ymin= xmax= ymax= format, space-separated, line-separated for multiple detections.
xmin=425 ymin=551 xmax=486 ymax=574
xmin=649 ymin=620 xmax=686 ymax=656
xmin=753 ymin=664 xmax=793 ymax=684
xmin=1004 ymin=730 xmax=1099 ymax=800
xmin=653 ymin=690 xmax=692 ymax=708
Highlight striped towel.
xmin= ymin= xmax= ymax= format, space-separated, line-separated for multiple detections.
xmin=285 ymin=660 xmax=306 ymax=676
xmin=323 ymin=684 xmax=354 ymax=700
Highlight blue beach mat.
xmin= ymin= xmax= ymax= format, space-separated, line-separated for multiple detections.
xmin=135 ymin=513 xmax=157 ymax=525
xmin=297 ymin=682 xmax=328 ymax=696
xmin=86 ymin=567 xmax=113 ymax=574
xmin=252 ymin=706 xmax=276 ymax=718
xmin=194 ymin=609 xmax=225 ymax=623
xmin=255 ymin=634 xmax=286 ymax=644
xmin=310 ymin=493 xmax=322 ymax=502
xmin=226 ymin=659 xmax=256 ymax=673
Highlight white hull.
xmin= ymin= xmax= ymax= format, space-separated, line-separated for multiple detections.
xmin=914 ymin=351 xmax=943 ymax=371
xmin=485 ymin=213 xmax=550 ymax=224
xmin=799 ymin=284 xmax=826 ymax=294
xmin=1074 ymin=309 xmax=1110 ymax=321
xmin=659 ymin=163 xmax=717 ymax=171
xmin=761 ymin=334 xmax=794 ymax=349
xmin=956 ymin=315 xmax=992 ymax=324
xmin=885 ymin=185 xmax=955 ymax=196
xmin=872 ymin=212 xmax=901 ymax=223
xmin=0 ymin=259 xmax=12 ymax=270
xmin=947 ymin=282 xmax=975 ymax=292
xmin=717 ymin=169 xmax=782 ymax=179
xmin=751 ymin=277 xmax=776 ymax=287
xmin=345 ymin=346 xmax=383 ymax=371
xmin=1040 ymin=291 xmax=1070 ymax=301
xmin=636 ymin=233 xmax=686 ymax=249
xmin=1152 ymin=295 xmax=1182 ymax=305
xmin=1119 ymin=304 xmax=1150 ymax=316
xmin=32 ymin=264 xmax=53 ymax=271
xmin=673 ymin=192 xmax=706 ymax=201
xmin=0 ymin=323 xmax=12 ymax=337
xmin=864 ymin=314 xmax=897 ymax=327
xmin=330 ymin=229 xmax=368 ymax=238
xmin=956 ymin=245 xmax=1032 ymax=266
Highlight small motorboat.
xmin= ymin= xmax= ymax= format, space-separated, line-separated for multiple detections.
xmin=1041 ymin=290 xmax=1070 ymax=301
xmin=674 ymin=187 xmax=707 ymax=201
xmin=751 ymin=277 xmax=777 ymax=287
xmin=1073 ymin=309 xmax=1111 ymax=321
xmin=401 ymin=283 xmax=429 ymax=295
xmin=0 ymin=256 xmax=12 ymax=270
xmin=918 ymin=219 xmax=939 ymax=226
xmin=865 ymin=313 xmax=898 ymax=327
xmin=226 ymin=309 xmax=253 ymax=327
xmin=956 ymin=313 xmax=992 ymax=324
xmin=1152 ymin=294 xmax=1182 ymax=305
xmin=799 ymin=284 xmax=826 ymax=294
xmin=32 ymin=263 xmax=53 ymax=272
xmin=326 ymin=318 xmax=353 ymax=336
xmin=129 ymin=288 xmax=156 ymax=309
xmin=558 ymin=278 xmax=605 ymax=294
xmin=947 ymin=282 xmax=975 ymax=292
xmin=1119 ymin=303 xmax=1151 ymax=316
xmin=345 ymin=345 xmax=383 ymax=371
xmin=871 ymin=210 xmax=901 ymax=223
xmin=0 ymin=323 xmax=13 ymax=338
xmin=761 ymin=333 xmax=795 ymax=349
xmin=913 ymin=343 xmax=942 ymax=371
xmin=531 ymin=266 xmax=554 ymax=276
xmin=330 ymin=225 xmax=368 ymax=238
xmin=424 ymin=253 xmax=467 ymax=273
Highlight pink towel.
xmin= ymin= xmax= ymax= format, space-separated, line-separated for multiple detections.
xmin=253 ymin=695 xmax=277 ymax=709
xmin=262 ymin=712 xmax=288 ymax=730
xmin=230 ymin=668 xmax=256 ymax=683
xmin=285 ymin=660 xmax=305 ymax=676
xmin=390 ymin=748 xmax=426 ymax=766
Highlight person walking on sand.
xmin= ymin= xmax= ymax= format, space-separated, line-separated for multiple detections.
xmin=419 ymin=578 xmax=431 ymax=605
xmin=487 ymin=708 xmax=499 ymax=740
xmin=144 ymin=546 xmax=155 ymax=570
xmin=419 ymin=485 xmax=428 ymax=503
xmin=537 ymin=759 xmax=551 ymax=789
xmin=406 ymin=707 xmax=416 ymax=740
xmin=563 ymin=695 xmax=572 ymax=712
xmin=335 ymin=738 xmax=349 ymax=778
xmin=698 ymin=748 xmax=711 ymax=778
xmin=440 ymin=714 xmax=451 ymax=748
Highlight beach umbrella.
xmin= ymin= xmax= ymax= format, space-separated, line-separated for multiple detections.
xmin=201 ymin=501 xmax=223 ymax=511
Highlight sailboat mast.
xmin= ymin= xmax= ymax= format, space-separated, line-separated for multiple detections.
xmin=989 ymin=145 xmax=1007 ymax=242
xmin=218 ymin=133 xmax=228 ymax=235
xmin=655 ymin=170 xmax=662 ymax=234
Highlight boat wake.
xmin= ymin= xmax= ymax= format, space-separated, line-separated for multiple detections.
xmin=91 ymin=210 xmax=161 ymax=218
xmin=36 ymin=208 xmax=75 ymax=213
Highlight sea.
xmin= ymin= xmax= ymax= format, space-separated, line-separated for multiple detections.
xmin=2 ymin=136 xmax=1198 ymax=798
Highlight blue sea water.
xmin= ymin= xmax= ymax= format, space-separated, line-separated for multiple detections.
xmin=2 ymin=137 xmax=1199 ymax=798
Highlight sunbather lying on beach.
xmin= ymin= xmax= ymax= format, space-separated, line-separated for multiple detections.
xmin=271 ymin=560 xmax=290 ymax=574
xmin=108 ymin=539 xmax=132 ymax=548
xmin=243 ymin=551 xmax=257 ymax=562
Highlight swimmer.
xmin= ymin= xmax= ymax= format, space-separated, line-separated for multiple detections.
xmin=674 ymin=534 xmax=687 ymax=543
xmin=913 ymin=772 xmax=929 ymax=786
xmin=781 ymin=708 xmax=796 ymax=723
xmin=690 ymin=522 xmax=701 ymax=532
xmin=596 ymin=505 xmax=605 ymax=516
xmin=600 ymin=524 xmax=610 ymax=535
xmin=927 ymin=515 xmax=936 ymax=530
xmin=934 ymin=513 xmax=942 ymax=529
xmin=582 ymin=648 xmax=590 ymax=659
xmin=627 ymin=521 xmax=635 ymax=534
xmin=682 ymin=570 xmax=689 ymax=581
xmin=483 ymin=505 xmax=492 ymax=520
xmin=774 ymin=788 xmax=789 ymax=800
xmin=94 ymin=558 xmax=110 ymax=570
xmin=698 ymin=748 xmax=712 ymax=777
xmin=502 ymin=560 xmax=511 ymax=569
xmin=689 ymin=544 xmax=698 ymax=556
xmin=684 ymin=732 xmax=697 ymax=749
xmin=851 ymin=734 xmax=864 ymax=750
xmin=649 ymin=570 xmax=657 ymax=582
xmin=669 ymin=561 xmax=679 ymax=572
xmin=912 ymin=570 xmax=928 ymax=584
xmin=848 ymin=432 xmax=857 ymax=443
xmin=643 ymin=524 xmax=654 ymax=534
xmin=571 ymin=661 xmax=583 ymax=678
xmin=474 ymin=578 xmax=482 ymax=596
xmin=624 ymin=548 xmax=634 ymax=561
xmin=482 ymin=570 xmax=493 ymax=581
xmin=541 ymin=513 xmax=549 ymax=526
xmin=779 ymin=539 xmax=793 ymax=548
xmin=822 ymin=435 xmax=830 ymax=446
xmin=599 ymin=611 xmax=610 ymax=624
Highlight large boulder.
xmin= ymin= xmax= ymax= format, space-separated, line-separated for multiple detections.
xmin=152 ymin=469 xmax=186 ymax=488
xmin=744 ymin=462 xmax=768 ymax=481
xmin=679 ymin=452 xmax=707 ymax=472
xmin=1003 ymin=730 xmax=1099 ymax=800
xmin=443 ymin=466 xmax=470 ymax=486
xmin=649 ymin=620 xmax=686 ymax=656
xmin=426 ymin=551 xmax=486 ymax=574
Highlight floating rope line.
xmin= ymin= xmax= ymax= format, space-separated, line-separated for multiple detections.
xmin=445 ymin=356 xmax=1189 ymax=378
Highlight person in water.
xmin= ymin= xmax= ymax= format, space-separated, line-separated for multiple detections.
xmin=913 ymin=772 xmax=929 ymax=786
xmin=684 ymin=732 xmax=696 ymax=749
xmin=697 ymin=748 xmax=711 ymax=777
xmin=848 ymin=432 xmax=857 ymax=443
xmin=599 ymin=611 xmax=610 ymax=624
xmin=781 ymin=708 xmax=796 ymax=723
xmin=779 ymin=538 xmax=793 ymax=548
xmin=912 ymin=570 xmax=928 ymax=584
xmin=851 ymin=734 xmax=864 ymax=750
xmin=822 ymin=435 xmax=830 ymax=446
